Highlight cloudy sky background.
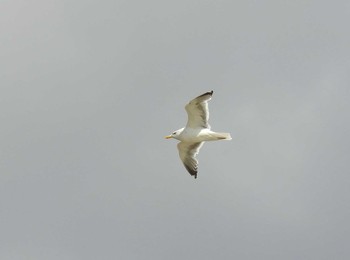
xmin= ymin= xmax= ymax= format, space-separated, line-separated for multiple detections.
xmin=1 ymin=0 xmax=350 ymax=259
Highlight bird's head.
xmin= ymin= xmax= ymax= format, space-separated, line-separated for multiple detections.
xmin=165 ymin=128 xmax=184 ymax=140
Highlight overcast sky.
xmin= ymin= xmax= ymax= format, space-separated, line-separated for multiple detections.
xmin=1 ymin=0 xmax=350 ymax=259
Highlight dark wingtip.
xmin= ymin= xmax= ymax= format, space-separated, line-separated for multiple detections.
xmin=184 ymin=164 xmax=198 ymax=178
xmin=198 ymin=90 xmax=214 ymax=98
xmin=206 ymin=90 xmax=213 ymax=96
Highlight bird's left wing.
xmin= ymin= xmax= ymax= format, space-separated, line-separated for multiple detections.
xmin=185 ymin=91 xmax=213 ymax=129
xmin=177 ymin=141 xmax=204 ymax=179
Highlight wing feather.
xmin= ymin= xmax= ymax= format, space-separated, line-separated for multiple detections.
xmin=185 ymin=91 xmax=213 ymax=129
xmin=177 ymin=142 xmax=204 ymax=179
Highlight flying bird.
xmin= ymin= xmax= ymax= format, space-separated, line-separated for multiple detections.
xmin=165 ymin=91 xmax=232 ymax=179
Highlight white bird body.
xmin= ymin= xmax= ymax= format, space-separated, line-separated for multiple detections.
xmin=173 ymin=128 xmax=231 ymax=142
xmin=166 ymin=91 xmax=232 ymax=179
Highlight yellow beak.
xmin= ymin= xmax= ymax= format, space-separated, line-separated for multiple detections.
xmin=165 ymin=135 xmax=172 ymax=139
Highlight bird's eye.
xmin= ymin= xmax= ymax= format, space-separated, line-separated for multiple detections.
xmin=173 ymin=132 xmax=176 ymax=135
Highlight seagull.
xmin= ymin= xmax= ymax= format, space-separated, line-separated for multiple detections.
xmin=165 ymin=91 xmax=232 ymax=179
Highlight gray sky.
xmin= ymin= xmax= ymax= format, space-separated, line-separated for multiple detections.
xmin=1 ymin=0 xmax=350 ymax=259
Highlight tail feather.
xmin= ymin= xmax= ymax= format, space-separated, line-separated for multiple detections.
xmin=212 ymin=132 xmax=232 ymax=140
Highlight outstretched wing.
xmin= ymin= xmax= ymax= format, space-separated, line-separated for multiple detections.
xmin=185 ymin=91 xmax=213 ymax=129
xmin=177 ymin=141 xmax=204 ymax=179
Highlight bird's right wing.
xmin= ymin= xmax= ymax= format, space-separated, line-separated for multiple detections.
xmin=177 ymin=141 xmax=204 ymax=179
xmin=185 ymin=91 xmax=213 ymax=129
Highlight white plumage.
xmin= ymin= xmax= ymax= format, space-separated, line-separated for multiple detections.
xmin=165 ymin=91 xmax=232 ymax=179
